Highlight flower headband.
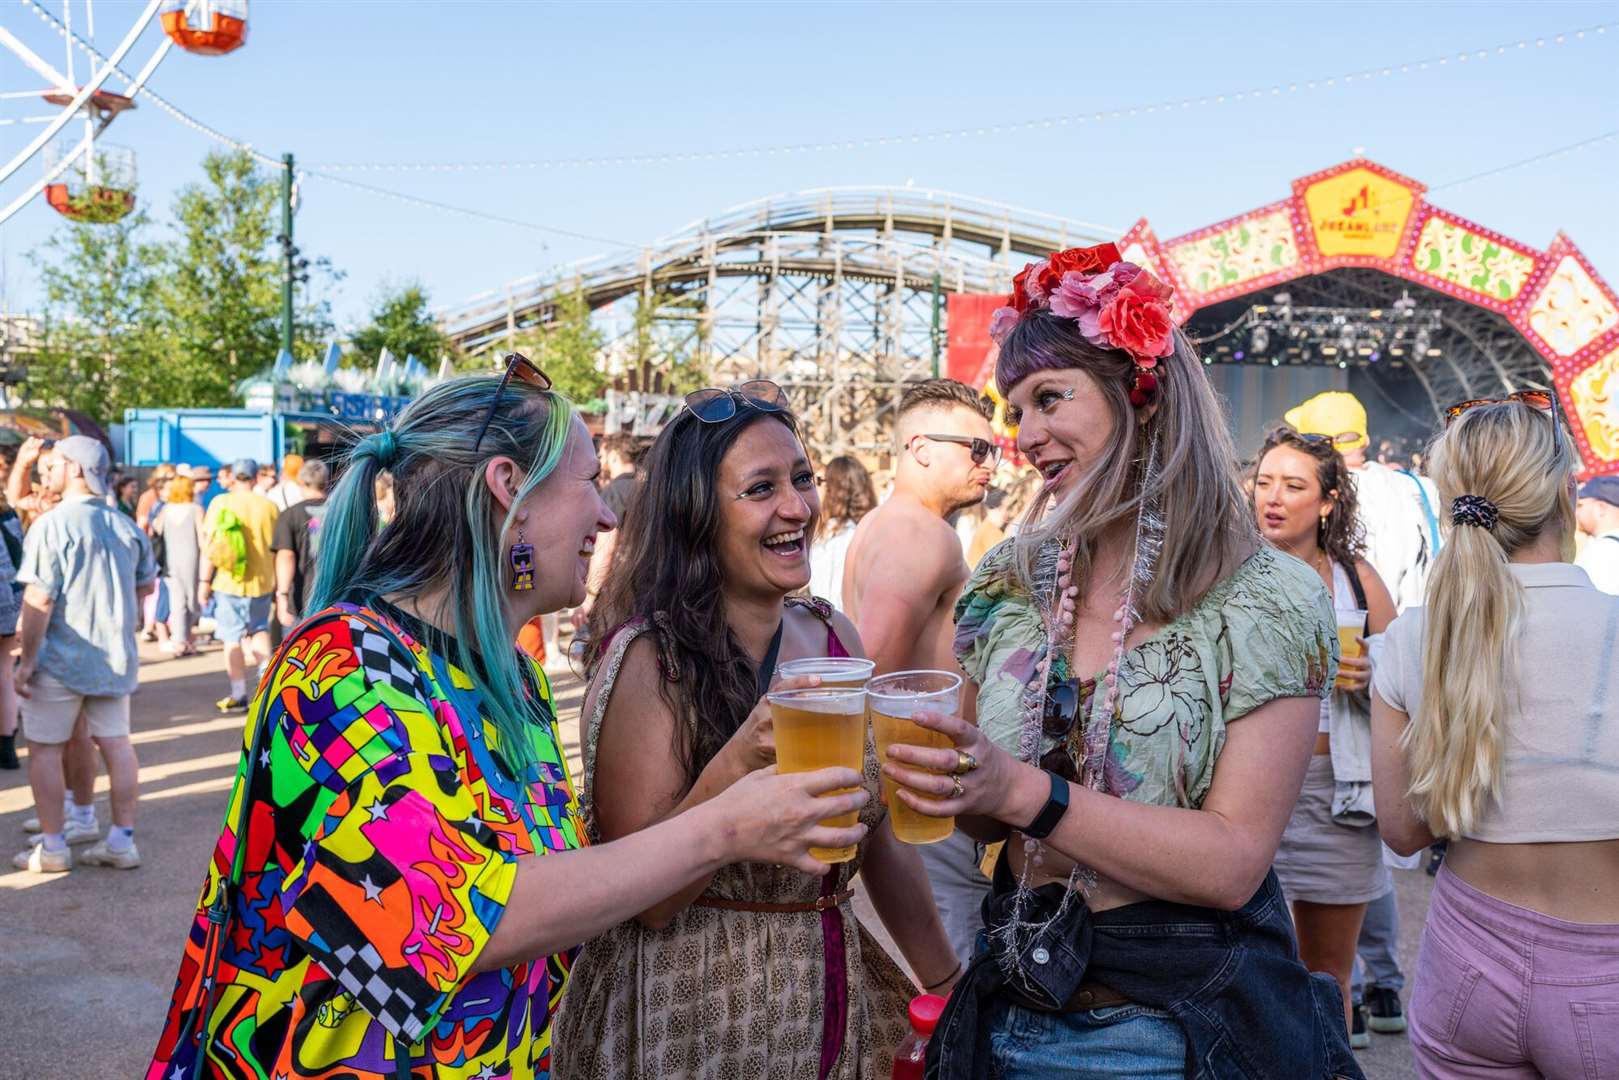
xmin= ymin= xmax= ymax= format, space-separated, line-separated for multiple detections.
xmin=989 ymin=242 xmax=1176 ymax=407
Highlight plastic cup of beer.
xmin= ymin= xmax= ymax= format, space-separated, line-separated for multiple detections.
xmin=869 ymin=670 xmax=962 ymax=846
xmin=1335 ymin=609 xmax=1368 ymax=690
xmin=776 ymin=656 xmax=876 ymax=690
xmin=768 ymin=685 xmax=868 ymax=863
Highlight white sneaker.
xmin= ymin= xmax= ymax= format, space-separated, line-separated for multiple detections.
xmin=64 ymin=818 xmax=100 ymax=844
xmin=23 ymin=816 xmax=98 ymax=843
xmin=12 ymin=839 xmax=71 ymax=873
xmin=79 ymin=838 xmax=140 ymax=870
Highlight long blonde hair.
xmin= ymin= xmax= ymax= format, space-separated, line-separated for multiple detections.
xmin=1408 ymin=402 xmax=1576 ymax=838
xmin=997 ymin=312 xmax=1256 ymax=622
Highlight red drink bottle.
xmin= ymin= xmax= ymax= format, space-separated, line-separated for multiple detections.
xmin=892 ymin=993 xmax=947 ymax=1079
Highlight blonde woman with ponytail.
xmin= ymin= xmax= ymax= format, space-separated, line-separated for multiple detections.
xmin=1370 ymin=395 xmax=1619 ymax=1077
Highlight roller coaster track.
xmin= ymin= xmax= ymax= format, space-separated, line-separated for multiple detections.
xmin=441 ymin=187 xmax=1115 ymax=350
xmin=438 ymin=187 xmax=1115 ymax=455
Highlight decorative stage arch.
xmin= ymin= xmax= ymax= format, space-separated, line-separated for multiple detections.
xmin=1112 ymin=159 xmax=1619 ymax=476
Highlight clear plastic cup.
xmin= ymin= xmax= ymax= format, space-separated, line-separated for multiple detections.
xmin=768 ymin=685 xmax=868 ymax=863
xmin=776 ymin=656 xmax=876 ymax=689
xmin=868 ymin=670 xmax=962 ymax=845
xmin=1335 ymin=609 xmax=1368 ymax=690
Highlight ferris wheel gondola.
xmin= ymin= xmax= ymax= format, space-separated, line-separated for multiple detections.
xmin=160 ymin=0 xmax=248 ymax=56
xmin=0 ymin=0 xmax=247 ymax=229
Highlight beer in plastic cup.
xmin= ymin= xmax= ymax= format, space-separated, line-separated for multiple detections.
xmin=776 ymin=656 xmax=876 ymax=690
xmin=869 ymin=670 xmax=962 ymax=846
xmin=1335 ymin=609 xmax=1368 ymax=690
xmin=768 ymin=685 xmax=868 ymax=863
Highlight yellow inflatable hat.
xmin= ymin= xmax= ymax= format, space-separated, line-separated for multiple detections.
xmin=1284 ymin=391 xmax=1369 ymax=452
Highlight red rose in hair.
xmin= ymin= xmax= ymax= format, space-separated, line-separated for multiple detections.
xmin=1010 ymin=264 xmax=1034 ymax=314
xmin=1037 ymin=243 xmax=1121 ymax=297
xmin=1049 ymin=243 xmax=1121 ymax=277
xmin=1098 ymin=277 xmax=1175 ymax=361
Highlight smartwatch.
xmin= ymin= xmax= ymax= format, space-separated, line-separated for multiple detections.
xmin=1021 ymin=769 xmax=1070 ymax=840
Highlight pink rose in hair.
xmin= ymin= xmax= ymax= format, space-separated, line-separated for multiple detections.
xmin=1021 ymin=258 xmax=1053 ymax=306
xmin=988 ymin=305 xmax=1021 ymax=344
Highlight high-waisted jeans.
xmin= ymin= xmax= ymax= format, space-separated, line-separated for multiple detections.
xmin=1411 ymin=864 xmax=1619 ymax=1078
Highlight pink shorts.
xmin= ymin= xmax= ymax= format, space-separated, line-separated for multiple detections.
xmin=1411 ymin=864 xmax=1619 ymax=1078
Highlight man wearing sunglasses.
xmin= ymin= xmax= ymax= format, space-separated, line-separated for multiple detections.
xmin=842 ymin=378 xmax=997 ymax=967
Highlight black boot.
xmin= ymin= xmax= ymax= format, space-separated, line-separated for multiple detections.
xmin=0 ymin=733 xmax=18 ymax=770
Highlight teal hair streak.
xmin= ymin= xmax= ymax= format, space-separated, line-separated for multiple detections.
xmin=308 ymin=375 xmax=576 ymax=775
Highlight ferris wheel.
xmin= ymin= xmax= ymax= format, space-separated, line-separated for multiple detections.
xmin=0 ymin=0 xmax=246 ymax=229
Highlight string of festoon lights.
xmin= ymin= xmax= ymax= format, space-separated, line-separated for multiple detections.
xmin=18 ymin=0 xmax=1618 ymax=248
xmin=300 ymin=20 xmax=1618 ymax=174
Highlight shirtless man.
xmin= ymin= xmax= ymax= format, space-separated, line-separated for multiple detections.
xmin=842 ymin=378 xmax=997 ymax=964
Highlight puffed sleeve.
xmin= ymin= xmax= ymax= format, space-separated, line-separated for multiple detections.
xmin=953 ymin=539 xmax=1049 ymax=757
xmin=271 ymin=614 xmax=518 ymax=1045
xmin=1218 ymin=551 xmax=1340 ymax=725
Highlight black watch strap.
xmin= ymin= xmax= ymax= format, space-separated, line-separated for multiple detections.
xmin=1021 ymin=769 xmax=1071 ymax=840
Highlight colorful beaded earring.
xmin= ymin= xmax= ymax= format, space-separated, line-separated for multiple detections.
xmin=510 ymin=527 xmax=535 ymax=591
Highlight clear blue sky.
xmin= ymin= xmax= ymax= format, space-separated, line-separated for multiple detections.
xmin=3 ymin=0 xmax=1617 ymax=332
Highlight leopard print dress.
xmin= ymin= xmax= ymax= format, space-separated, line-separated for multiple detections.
xmin=552 ymin=602 xmax=915 ymax=1079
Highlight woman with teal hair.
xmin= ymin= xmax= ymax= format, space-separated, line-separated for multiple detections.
xmin=146 ymin=356 xmax=870 ymax=1080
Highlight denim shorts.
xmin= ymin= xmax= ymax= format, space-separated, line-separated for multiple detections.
xmin=987 ymin=995 xmax=1186 ymax=1079
xmin=213 ymin=593 xmax=271 ymax=643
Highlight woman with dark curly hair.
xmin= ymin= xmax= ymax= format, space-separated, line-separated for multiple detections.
xmin=809 ymin=454 xmax=876 ymax=610
xmin=1253 ymin=426 xmax=1396 ymax=1036
xmin=556 ymin=383 xmax=955 ymax=1079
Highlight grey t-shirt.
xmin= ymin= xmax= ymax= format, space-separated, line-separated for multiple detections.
xmin=16 ymin=494 xmax=156 ymax=697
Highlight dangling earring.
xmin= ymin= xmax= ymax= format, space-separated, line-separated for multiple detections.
xmin=510 ymin=526 xmax=535 ymax=591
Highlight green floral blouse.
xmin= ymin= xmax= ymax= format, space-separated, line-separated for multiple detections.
xmin=954 ymin=542 xmax=1337 ymax=810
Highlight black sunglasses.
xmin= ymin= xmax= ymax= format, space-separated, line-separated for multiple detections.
xmin=1444 ymin=389 xmax=1559 ymax=428
xmin=683 ymin=380 xmax=788 ymax=423
xmin=473 ymin=352 xmax=553 ymax=453
xmin=915 ymin=433 xmax=1003 ymax=468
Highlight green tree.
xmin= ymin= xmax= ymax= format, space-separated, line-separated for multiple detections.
xmin=349 ymin=281 xmax=453 ymax=369
xmin=160 ymin=149 xmax=335 ymax=403
xmin=515 ymin=285 xmax=606 ymax=405
xmin=28 ymin=206 xmax=172 ymax=423
xmin=630 ymin=286 xmax=706 ymax=393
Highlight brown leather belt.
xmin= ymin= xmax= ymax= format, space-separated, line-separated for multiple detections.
xmin=1062 ymin=980 xmax=1132 ymax=1011
xmin=693 ymin=889 xmax=854 ymax=914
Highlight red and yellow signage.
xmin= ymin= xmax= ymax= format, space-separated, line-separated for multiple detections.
xmin=1299 ymin=164 xmax=1421 ymax=260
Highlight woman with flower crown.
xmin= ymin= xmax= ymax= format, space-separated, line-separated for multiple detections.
xmin=880 ymin=244 xmax=1365 ymax=1078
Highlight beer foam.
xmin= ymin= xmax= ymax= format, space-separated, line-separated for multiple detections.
xmin=770 ymin=688 xmax=865 ymax=714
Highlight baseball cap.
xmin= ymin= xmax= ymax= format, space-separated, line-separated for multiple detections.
xmin=1284 ymin=392 xmax=1370 ymax=453
xmin=1579 ymin=476 xmax=1619 ymax=509
xmin=230 ymin=458 xmax=259 ymax=481
xmin=55 ymin=435 xmax=110 ymax=496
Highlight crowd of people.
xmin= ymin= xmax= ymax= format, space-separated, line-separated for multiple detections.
xmin=4 ymin=444 xmax=362 ymax=871
xmin=3 ymin=244 xmax=1616 ymax=1079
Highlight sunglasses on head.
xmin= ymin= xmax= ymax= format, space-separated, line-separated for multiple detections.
xmin=915 ymin=434 xmax=1003 ymax=468
xmin=1277 ymin=431 xmax=1362 ymax=450
xmin=474 ymin=352 xmax=554 ymax=453
xmin=683 ymin=380 xmax=789 ymax=423
xmin=1444 ymin=389 xmax=1559 ymax=427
